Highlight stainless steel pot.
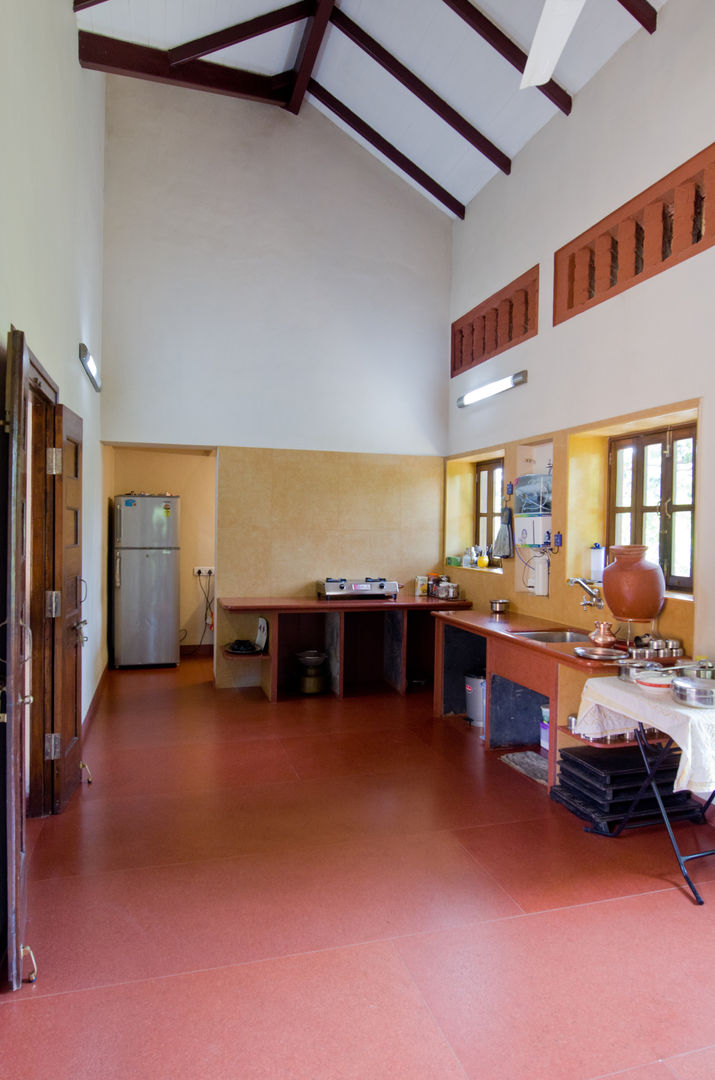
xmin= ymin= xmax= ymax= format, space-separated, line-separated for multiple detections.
xmin=671 ymin=676 xmax=715 ymax=708
xmin=617 ymin=659 xmax=662 ymax=682
xmin=490 ymin=598 xmax=509 ymax=614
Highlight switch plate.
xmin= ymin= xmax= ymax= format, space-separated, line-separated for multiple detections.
xmin=193 ymin=566 xmax=214 ymax=577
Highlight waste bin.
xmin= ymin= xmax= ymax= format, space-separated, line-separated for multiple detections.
xmin=465 ymin=675 xmax=486 ymax=729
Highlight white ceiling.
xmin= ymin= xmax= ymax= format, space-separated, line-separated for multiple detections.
xmin=75 ymin=0 xmax=669 ymax=216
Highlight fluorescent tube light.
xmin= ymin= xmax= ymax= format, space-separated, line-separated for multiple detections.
xmin=457 ymin=369 xmax=527 ymax=409
xmin=79 ymin=342 xmax=102 ymax=392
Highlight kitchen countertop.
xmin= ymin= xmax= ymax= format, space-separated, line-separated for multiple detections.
xmin=219 ymin=596 xmax=473 ymax=613
xmin=432 ymin=608 xmax=625 ymax=671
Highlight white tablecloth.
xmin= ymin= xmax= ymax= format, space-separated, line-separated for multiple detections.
xmin=576 ymin=677 xmax=715 ymax=795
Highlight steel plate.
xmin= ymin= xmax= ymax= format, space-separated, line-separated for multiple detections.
xmin=574 ymin=646 xmax=624 ymax=661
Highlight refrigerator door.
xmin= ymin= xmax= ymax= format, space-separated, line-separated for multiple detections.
xmin=114 ymin=495 xmax=180 ymax=548
xmin=113 ymin=548 xmax=180 ymax=666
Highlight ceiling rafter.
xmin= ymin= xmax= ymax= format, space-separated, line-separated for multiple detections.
xmin=616 ymin=0 xmax=658 ymax=33
xmin=439 ymin=0 xmax=572 ymax=116
xmin=330 ymin=9 xmax=510 ymax=175
xmin=287 ymin=0 xmax=336 ymax=114
xmin=168 ymin=2 xmax=312 ymax=67
xmin=308 ymin=79 xmax=465 ymax=219
xmin=78 ymin=32 xmax=292 ymax=107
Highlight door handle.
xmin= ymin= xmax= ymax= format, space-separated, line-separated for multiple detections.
xmin=114 ymin=552 xmax=121 ymax=588
xmin=115 ymin=504 xmax=122 ymax=542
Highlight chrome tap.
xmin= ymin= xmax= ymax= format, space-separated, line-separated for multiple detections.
xmin=568 ymin=578 xmax=604 ymax=609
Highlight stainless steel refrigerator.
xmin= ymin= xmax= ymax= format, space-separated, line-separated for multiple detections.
xmin=111 ymin=494 xmax=180 ymax=666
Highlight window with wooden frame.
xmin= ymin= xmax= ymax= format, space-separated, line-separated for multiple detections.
xmin=607 ymin=423 xmax=695 ymax=591
xmin=475 ymin=458 xmax=504 ymax=557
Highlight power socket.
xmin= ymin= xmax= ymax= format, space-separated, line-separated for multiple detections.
xmin=193 ymin=566 xmax=215 ymax=577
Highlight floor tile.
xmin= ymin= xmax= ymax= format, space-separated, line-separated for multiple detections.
xmin=29 ymin=760 xmax=551 ymax=880
xmin=396 ymin=884 xmax=715 ymax=1080
xmin=588 ymin=1065 xmax=679 ymax=1079
xmin=454 ymin=811 xmax=715 ymax=910
xmin=664 ymin=1045 xmax=715 ymax=1079
xmin=1 ymin=942 xmax=467 ymax=1080
xmin=278 ymin=727 xmax=456 ymax=779
xmin=80 ymin=736 xmax=298 ymax=799
xmin=20 ymin=830 xmax=521 ymax=995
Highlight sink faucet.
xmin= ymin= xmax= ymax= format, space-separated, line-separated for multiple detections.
xmin=568 ymin=578 xmax=604 ymax=609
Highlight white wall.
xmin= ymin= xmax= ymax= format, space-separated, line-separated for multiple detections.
xmin=0 ymin=0 xmax=106 ymax=715
xmin=449 ymin=0 xmax=715 ymax=655
xmin=100 ymin=77 xmax=451 ymax=456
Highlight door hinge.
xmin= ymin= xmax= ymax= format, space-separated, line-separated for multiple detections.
xmin=46 ymin=447 xmax=63 ymax=475
xmin=44 ymin=733 xmax=61 ymax=761
xmin=45 ymin=590 xmax=62 ymax=618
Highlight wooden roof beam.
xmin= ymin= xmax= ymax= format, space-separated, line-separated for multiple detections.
xmin=331 ymin=8 xmax=509 ymax=175
xmin=168 ymin=2 xmax=313 ymax=67
xmin=308 ymin=80 xmax=465 ymax=218
xmin=78 ymin=32 xmax=292 ymax=106
xmin=439 ymin=0 xmax=572 ymax=115
xmin=616 ymin=0 xmax=658 ymax=34
xmin=286 ymin=0 xmax=335 ymax=114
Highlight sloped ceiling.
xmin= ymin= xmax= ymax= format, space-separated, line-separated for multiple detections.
xmin=74 ymin=0 xmax=668 ymax=218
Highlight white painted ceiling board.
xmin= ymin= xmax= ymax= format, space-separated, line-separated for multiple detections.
xmin=75 ymin=0 xmax=670 ymax=216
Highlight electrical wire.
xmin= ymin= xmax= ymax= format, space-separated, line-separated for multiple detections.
xmin=182 ymin=572 xmax=214 ymax=656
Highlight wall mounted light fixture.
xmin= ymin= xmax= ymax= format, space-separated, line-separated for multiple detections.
xmin=79 ymin=342 xmax=102 ymax=392
xmin=457 ymin=369 xmax=527 ymax=409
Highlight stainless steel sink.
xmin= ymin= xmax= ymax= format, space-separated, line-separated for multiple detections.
xmin=510 ymin=630 xmax=591 ymax=643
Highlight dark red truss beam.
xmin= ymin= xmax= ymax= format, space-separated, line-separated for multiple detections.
xmin=168 ymin=2 xmax=312 ymax=67
xmin=308 ymin=80 xmax=465 ymax=218
xmin=78 ymin=32 xmax=292 ymax=106
xmin=439 ymin=0 xmax=572 ymax=116
xmin=616 ymin=0 xmax=658 ymax=33
xmin=73 ymin=1 xmax=111 ymax=9
xmin=287 ymin=0 xmax=336 ymax=114
xmin=331 ymin=8 xmax=510 ymax=175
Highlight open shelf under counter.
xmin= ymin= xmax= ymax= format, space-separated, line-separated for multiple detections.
xmin=217 ymin=595 xmax=472 ymax=701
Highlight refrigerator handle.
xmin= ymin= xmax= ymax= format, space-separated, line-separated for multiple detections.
xmin=114 ymin=552 xmax=121 ymax=589
xmin=114 ymin=503 xmax=122 ymax=542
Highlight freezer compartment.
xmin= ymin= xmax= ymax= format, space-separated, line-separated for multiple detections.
xmin=112 ymin=548 xmax=180 ymax=666
xmin=113 ymin=494 xmax=180 ymax=549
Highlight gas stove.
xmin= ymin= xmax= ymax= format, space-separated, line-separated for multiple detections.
xmin=317 ymin=576 xmax=399 ymax=599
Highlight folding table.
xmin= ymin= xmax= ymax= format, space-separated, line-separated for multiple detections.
xmin=575 ymin=676 xmax=715 ymax=904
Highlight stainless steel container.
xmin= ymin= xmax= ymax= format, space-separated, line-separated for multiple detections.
xmin=617 ymin=658 xmax=662 ymax=682
xmin=671 ymin=676 xmax=715 ymax=708
xmin=490 ymin=598 xmax=509 ymax=614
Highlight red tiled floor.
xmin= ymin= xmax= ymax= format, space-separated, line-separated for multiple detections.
xmin=1 ymin=942 xmax=467 ymax=1080
xmin=4 ymin=657 xmax=715 ymax=1080
xmin=395 ymin=883 xmax=715 ymax=1080
xmin=453 ymin=811 xmax=715 ymax=910
xmin=22 ymin=831 xmax=521 ymax=996
xmin=665 ymin=1045 xmax=715 ymax=1078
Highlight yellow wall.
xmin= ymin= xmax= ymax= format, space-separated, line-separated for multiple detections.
xmin=110 ymin=446 xmax=217 ymax=646
xmin=215 ymin=446 xmax=444 ymax=687
xmin=445 ymin=414 xmax=695 ymax=654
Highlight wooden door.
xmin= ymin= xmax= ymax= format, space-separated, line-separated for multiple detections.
xmin=2 ymin=329 xmax=32 ymax=991
xmin=51 ymin=406 xmax=83 ymax=814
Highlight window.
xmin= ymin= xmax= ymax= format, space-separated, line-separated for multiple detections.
xmin=607 ymin=424 xmax=695 ymax=591
xmin=475 ymin=458 xmax=504 ymax=556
